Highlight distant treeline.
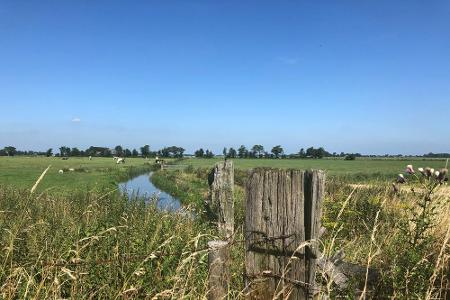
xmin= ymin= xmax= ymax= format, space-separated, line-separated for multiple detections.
xmin=1 ymin=145 xmax=448 ymax=159
xmin=0 ymin=145 xmax=185 ymax=158
xmin=194 ymin=145 xmax=361 ymax=159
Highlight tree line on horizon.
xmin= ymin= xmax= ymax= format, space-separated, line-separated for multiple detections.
xmin=195 ymin=145 xmax=339 ymax=159
xmin=0 ymin=145 xmax=449 ymax=159
xmin=0 ymin=145 xmax=185 ymax=159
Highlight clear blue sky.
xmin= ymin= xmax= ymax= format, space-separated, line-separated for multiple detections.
xmin=1 ymin=1 xmax=449 ymax=155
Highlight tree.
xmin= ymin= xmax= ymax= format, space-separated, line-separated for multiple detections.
xmin=251 ymin=145 xmax=264 ymax=158
xmin=3 ymin=146 xmax=17 ymax=156
xmin=103 ymin=148 xmax=112 ymax=157
xmin=140 ymin=145 xmax=150 ymax=158
xmin=271 ymin=145 xmax=284 ymax=158
xmin=299 ymin=148 xmax=306 ymax=158
xmin=59 ymin=146 xmax=70 ymax=157
xmin=304 ymin=146 xmax=329 ymax=159
xmin=195 ymin=148 xmax=205 ymax=158
xmin=71 ymin=147 xmax=81 ymax=156
xmin=223 ymin=147 xmax=227 ymax=157
xmin=124 ymin=149 xmax=132 ymax=157
xmin=238 ymin=145 xmax=247 ymax=158
xmin=46 ymin=148 xmax=53 ymax=157
xmin=159 ymin=146 xmax=185 ymax=158
xmin=316 ymin=147 xmax=326 ymax=159
xmin=306 ymin=147 xmax=314 ymax=157
xmin=205 ymin=149 xmax=214 ymax=158
xmin=114 ymin=145 xmax=123 ymax=157
xmin=132 ymin=149 xmax=139 ymax=157
xmin=228 ymin=147 xmax=237 ymax=158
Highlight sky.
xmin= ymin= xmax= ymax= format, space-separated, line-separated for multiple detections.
xmin=0 ymin=0 xmax=449 ymax=155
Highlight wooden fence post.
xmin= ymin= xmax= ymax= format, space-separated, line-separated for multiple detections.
xmin=208 ymin=240 xmax=230 ymax=300
xmin=244 ymin=169 xmax=325 ymax=300
xmin=208 ymin=160 xmax=234 ymax=238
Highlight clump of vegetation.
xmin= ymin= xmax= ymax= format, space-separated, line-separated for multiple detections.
xmin=0 ymin=185 xmax=215 ymax=298
xmin=385 ymin=165 xmax=449 ymax=298
xmin=322 ymin=164 xmax=449 ymax=298
xmin=345 ymin=154 xmax=356 ymax=160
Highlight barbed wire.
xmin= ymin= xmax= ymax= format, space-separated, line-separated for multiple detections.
xmin=33 ymin=234 xmax=300 ymax=268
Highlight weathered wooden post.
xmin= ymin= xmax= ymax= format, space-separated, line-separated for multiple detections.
xmin=208 ymin=160 xmax=234 ymax=238
xmin=244 ymin=169 xmax=325 ymax=300
xmin=207 ymin=240 xmax=230 ymax=300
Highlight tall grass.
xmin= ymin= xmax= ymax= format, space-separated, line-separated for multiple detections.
xmin=0 ymin=185 xmax=215 ymax=298
xmin=1 ymin=164 xmax=448 ymax=298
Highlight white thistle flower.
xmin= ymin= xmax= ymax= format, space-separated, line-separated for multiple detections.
xmin=405 ymin=164 xmax=415 ymax=174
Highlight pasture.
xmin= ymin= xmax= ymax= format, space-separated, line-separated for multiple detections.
xmin=0 ymin=156 xmax=154 ymax=192
xmin=174 ymin=157 xmax=448 ymax=180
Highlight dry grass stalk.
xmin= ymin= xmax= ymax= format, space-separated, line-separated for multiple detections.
xmin=30 ymin=165 xmax=51 ymax=194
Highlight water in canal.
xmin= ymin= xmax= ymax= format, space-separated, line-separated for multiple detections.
xmin=118 ymin=172 xmax=181 ymax=211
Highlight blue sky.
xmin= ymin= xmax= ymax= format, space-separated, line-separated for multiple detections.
xmin=1 ymin=1 xmax=449 ymax=155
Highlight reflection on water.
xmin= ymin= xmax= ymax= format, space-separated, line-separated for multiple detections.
xmin=118 ymin=172 xmax=181 ymax=211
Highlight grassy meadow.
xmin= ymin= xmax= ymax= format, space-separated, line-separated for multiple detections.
xmin=174 ymin=157 xmax=448 ymax=181
xmin=0 ymin=156 xmax=156 ymax=192
xmin=0 ymin=156 xmax=449 ymax=298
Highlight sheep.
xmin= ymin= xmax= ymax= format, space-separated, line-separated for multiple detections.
xmin=58 ymin=169 xmax=64 ymax=174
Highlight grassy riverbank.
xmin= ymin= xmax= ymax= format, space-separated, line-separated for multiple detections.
xmin=0 ymin=157 xmax=449 ymax=298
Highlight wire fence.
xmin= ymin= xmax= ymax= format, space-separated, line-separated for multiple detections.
xmin=37 ymin=234 xmax=298 ymax=269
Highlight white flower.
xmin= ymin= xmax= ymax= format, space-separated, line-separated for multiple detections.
xmin=405 ymin=164 xmax=415 ymax=174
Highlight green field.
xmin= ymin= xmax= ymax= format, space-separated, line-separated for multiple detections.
xmin=1 ymin=157 xmax=447 ymax=192
xmin=174 ymin=157 xmax=448 ymax=180
xmin=0 ymin=156 xmax=155 ymax=192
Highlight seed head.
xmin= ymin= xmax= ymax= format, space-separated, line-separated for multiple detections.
xmin=405 ymin=164 xmax=415 ymax=174
xmin=397 ymin=174 xmax=406 ymax=183
xmin=437 ymin=168 xmax=448 ymax=182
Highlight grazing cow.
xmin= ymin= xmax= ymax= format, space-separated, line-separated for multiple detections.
xmin=113 ymin=156 xmax=119 ymax=160
xmin=89 ymin=156 xmax=92 ymax=160
xmin=116 ymin=158 xmax=125 ymax=164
